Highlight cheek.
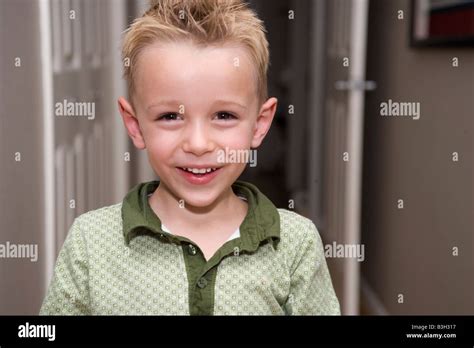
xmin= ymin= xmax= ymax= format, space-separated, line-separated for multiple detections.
xmin=219 ymin=134 xmax=251 ymax=150
xmin=215 ymin=123 xmax=254 ymax=149
xmin=145 ymin=129 xmax=180 ymax=159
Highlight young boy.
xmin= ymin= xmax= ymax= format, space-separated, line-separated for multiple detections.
xmin=40 ymin=0 xmax=340 ymax=315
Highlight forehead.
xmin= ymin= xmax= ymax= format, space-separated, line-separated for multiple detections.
xmin=134 ymin=40 xmax=257 ymax=110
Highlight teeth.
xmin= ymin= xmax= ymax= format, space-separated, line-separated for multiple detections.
xmin=182 ymin=168 xmax=217 ymax=174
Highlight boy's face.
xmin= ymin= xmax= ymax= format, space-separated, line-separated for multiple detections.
xmin=118 ymin=41 xmax=277 ymax=208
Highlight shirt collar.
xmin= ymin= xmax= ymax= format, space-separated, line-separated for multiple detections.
xmin=121 ymin=180 xmax=280 ymax=251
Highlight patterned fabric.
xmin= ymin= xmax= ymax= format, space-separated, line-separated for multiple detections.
xmin=214 ymin=211 xmax=340 ymax=315
xmin=40 ymin=181 xmax=340 ymax=316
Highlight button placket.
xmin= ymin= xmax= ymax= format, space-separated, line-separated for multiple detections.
xmin=197 ymin=277 xmax=208 ymax=289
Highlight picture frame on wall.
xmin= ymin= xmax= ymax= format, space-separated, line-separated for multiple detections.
xmin=410 ymin=0 xmax=474 ymax=46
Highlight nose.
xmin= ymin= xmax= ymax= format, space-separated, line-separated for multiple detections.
xmin=181 ymin=121 xmax=215 ymax=156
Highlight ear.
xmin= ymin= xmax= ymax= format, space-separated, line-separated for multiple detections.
xmin=118 ymin=97 xmax=146 ymax=150
xmin=251 ymin=97 xmax=278 ymax=148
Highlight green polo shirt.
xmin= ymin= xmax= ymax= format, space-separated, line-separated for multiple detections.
xmin=40 ymin=180 xmax=340 ymax=315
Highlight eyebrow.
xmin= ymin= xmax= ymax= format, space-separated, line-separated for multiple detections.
xmin=146 ymin=99 xmax=248 ymax=111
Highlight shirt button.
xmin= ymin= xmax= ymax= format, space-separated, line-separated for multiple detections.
xmin=188 ymin=244 xmax=197 ymax=255
xmin=197 ymin=277 xmax=208 ymax=289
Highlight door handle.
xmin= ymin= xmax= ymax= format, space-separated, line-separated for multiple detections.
xmin=334 ymin=80 xmax=377 ymax=91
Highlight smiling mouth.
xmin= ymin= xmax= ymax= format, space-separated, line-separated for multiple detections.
xmin=177 ymin=167 xmax=220 ymax=176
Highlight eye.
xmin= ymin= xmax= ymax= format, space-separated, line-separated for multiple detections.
xmin=157 ymin=113 xmax=181 ymax=121
xmin=216 ymin=111 xmax=237 ymax=120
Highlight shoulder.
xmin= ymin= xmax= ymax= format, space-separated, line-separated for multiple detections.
xmin=74 ymin=203 xmax=123 ymax=227
xmin=276 ymin=209 xmax=324 ymax=264
xmin=277 ymin=208 xmax=320 ymax=243
xmin=68 ymin=203 xmax=123 ymax=243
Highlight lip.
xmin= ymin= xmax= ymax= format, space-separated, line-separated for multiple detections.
xmin=176 ymin=166 xmax=222 ymax=185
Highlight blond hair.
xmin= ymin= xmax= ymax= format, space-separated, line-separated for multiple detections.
xmin=122 ymin=0 xmax=270 ymax=106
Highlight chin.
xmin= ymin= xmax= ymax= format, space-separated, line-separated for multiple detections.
xmin=178 ymin=181 xmax=235 ymax=208
xmin=179 ymin=192 xmax=220 ymax=208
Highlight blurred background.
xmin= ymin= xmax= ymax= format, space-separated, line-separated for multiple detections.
xmin=0 ymin=0 xmax=472 ymax=315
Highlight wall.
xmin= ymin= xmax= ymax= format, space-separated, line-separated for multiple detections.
xmin=0 ymin=0 xmax=46 ymax=314
xmin=361 ymin=0 xmax=473 ymax=314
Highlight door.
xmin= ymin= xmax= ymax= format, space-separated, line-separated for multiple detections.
xmin=43 ymin=0 xmax=130 ymax=300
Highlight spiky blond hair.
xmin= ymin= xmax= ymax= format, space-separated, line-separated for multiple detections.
xmin=122 ymin=0 xmax=270 ymax=106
